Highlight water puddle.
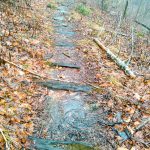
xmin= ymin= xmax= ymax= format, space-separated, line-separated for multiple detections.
xmin=55 ymin=41 xmax=75 ymax=47
xmin=53 ymin=16 xmax=65 ymax=21
xmin=56 ymin=29 xmax=75 ymax=37
xmin=57 ymin=6 xmax=68 ymax=14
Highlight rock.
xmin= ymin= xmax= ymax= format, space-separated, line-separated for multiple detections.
xmin=44 ymin=53 xmax=53 ymax=60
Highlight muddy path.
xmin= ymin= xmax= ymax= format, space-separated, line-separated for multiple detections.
xmin=30 ymin=1 xmax=114 ymax=150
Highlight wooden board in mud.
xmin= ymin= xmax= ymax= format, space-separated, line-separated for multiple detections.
xmin=49 ymin=62 xmax=80 ymax=69
xmin=29 ymin=136 xmax=94 ymax=150
xmin=37 ymin=80 xmax=93 ymax=92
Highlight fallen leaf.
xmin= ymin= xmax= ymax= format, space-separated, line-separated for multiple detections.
xmin=133 ymin=93 xmax=141 ymax=101
xmin=117 ymin=147 xmax=128 ymax=150
xmin=30 ymin=39 xmax=40 ymax=45
xmin=96 ymin=73 xmax=102 ymax=79
xmin=107 ymin=99 xmax=113 ymax=107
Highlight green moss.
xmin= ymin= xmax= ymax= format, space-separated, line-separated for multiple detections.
xmin=47 ymin=3 xmax=57 ymax=9
xmin=76 ymin=4 xmax=92 ymax=16
xmin=136 ymin=31 xmax=144 ymax=38
xmin=45 ymin=61 xmax=52 ymax=66
xmin=22 ymin=64 xmax=29 ymax=69
xmin=64 ymin=144 xmax=94 ymax=150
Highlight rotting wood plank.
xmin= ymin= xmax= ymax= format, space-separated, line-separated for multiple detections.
xmin=49 ymin=62 xmax=80 ymax=69
xmin=29 ymin=136 xmax=93 ymax=148
xmin=37 ymin=80 xmax=93 ymax=92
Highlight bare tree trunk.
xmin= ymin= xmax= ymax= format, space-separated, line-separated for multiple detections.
xmin=101 ymin=0 xmax=104 ymax=11
xmin=122 ymin=0 xmax=128 ymax=20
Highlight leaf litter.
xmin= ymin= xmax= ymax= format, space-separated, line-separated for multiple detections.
xmin=0 ymin=0 xmax=150 ymax=149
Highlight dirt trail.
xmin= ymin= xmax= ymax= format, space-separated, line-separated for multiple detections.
xmin=30 ymin=1 xmax=113 ymax=150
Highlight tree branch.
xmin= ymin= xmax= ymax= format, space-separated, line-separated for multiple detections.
xmin=93 ymin=38 xmax=136 ymax=78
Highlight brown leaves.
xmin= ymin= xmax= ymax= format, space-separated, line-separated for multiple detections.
xmin=10 ymin=117 xmax=21 ymax=124
xmin=23 ymin=115 xmax=31 ymax=123
xmin=30 ymin=39 xmax=40 ymax=45
xmin=0 ymin=1 xmax=53 ymax=150
xmin=133 ymin=93 xmax=141 ymax=101
xmin=0 ymin=0 xmax=53 ymax=149
xmin=0 ymin=63 xmax=43 ymax=149
xmin=107 ymin=99 xmax=114 ymax=108
xmin=99 ymin=82 xmax=111 ymax=87
xmin=96 ymin=73 xmax=102 ymax=79
xmin=13 ymin=91 xmax=27 ymax=100
xmin=0 ymin=80 xmax=36 ymax=148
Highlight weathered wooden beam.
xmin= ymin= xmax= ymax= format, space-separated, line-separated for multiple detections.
xmin=29 ymin=136 xmax=93 ymax=148
xmin=37 ymin=80 xmax=93 ymax=92
xmin=49 ymin=62 xmax=80 ymax=69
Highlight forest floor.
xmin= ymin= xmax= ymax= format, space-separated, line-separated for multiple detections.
xmin=0 ymin=0 xmax=149 ymax=150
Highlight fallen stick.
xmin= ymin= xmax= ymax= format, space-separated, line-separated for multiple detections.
xmin=135 ymin=118 xmax=150 ymax=132
xmin=105 ymin=29 xmax=129 ymax=37
xmin=134 ymin=139 xmax=150 ymax=147
xmin=93 ymin=38 xmax=136 ymax=78
xmin=126 ymin=26 xmax=134 ymax=65
xmin=135 ymin=20 xmax=150 ymax=31
xmin=62 ymin=52 xmax=71 ymax=58
xmin=0 ymin=128 xmax=10 ymax=150
xmin=1 ymin=58 xmax=49 ymax=79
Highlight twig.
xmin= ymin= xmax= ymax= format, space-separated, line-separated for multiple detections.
xmin=133 ymin=137 xmax=150 ymax=147
xmin=126 ymin=26 xmax=134 ymax=65
xmin=1 ymin=77 xmax=13 ymax=89
xmin=135 ymin=20 xmax=150 ymax=31
xmin=62 ymin=52 xmax=71 ymax=58
xmin=83 ymin=81 xmax=105 ymax=91
xmin=0 ymin=96 xmax=5 ymax=99
xmin=0 ymin=128 xmax=10 ymax=150
xmin=108 ymin=13 xmax=122 ymax=46
xmin=122 ymin=0 xmax=128 ymax=20
xmin=105 ymin=29 xmax=129 ymax=37
xmin=109 ymin=0 xmax=129 ymax=47
xmin=135 ymin=118 xmax=150 ymax=132
xmin=1 ymin=58 xmax=49 ymax=79
xmin=97 ymin=120 xmax=122 ymax=127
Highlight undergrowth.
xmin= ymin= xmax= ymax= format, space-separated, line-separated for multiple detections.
xmin=47 ymin=3 xmax=57 ymax=9
xmin=76 ymin=4 xmax=92 ymax=16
